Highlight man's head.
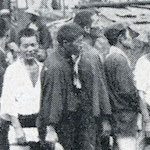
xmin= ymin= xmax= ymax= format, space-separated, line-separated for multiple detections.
xmin=57 ymin=23 xmax=85 ymax=57
xmin=17 ymin=28 xmax=39 ymax=60
xmin=18 ymin=28 xmax=47 ymax=62
xmin=104 ymin=24 xmax=133 ymax=49
xmin=25 ymin=8 xmax=40 ymax=23
xmin=0 ymin=18 xmax=10 ymax=44
xmin=74 ymin=10 xmax=103 ymax=39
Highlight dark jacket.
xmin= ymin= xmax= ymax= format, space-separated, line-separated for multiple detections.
xmin=104 ymin=52 xmax=140 ymax=113
xmin=39 ymin=46 xmax=111 ymax=127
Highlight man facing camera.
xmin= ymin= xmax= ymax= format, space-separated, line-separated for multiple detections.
xmin=39 ymin=23 xmax=111 ymax=150
xmin=0 ymin=28 xmax=61 ymax=150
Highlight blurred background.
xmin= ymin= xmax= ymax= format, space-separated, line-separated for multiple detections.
xmin=1 ymin=0 xmax=150 ymax=66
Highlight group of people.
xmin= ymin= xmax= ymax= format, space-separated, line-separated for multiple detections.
xmin=0 ymin=8 xmax=149 ymax=150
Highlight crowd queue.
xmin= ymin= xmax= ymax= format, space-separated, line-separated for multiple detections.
xmin=0 ymin=7 xmax=149 ymax=150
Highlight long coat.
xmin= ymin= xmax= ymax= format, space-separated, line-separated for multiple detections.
xmin=39 ymin=45 xmax=111 ymax=128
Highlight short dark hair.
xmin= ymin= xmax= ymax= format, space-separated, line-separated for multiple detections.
xmin=17 ymin=28 xmax=39 ymax=45
xmin=104 ymin=28 xmax=126 ymax=46
xmin=74 ymin=10 xmax=95 ymax=29
xmin=57 ymin=23 xmax=84 ymax=46
xmin=0 ymin=18 xmax=9 ymax=38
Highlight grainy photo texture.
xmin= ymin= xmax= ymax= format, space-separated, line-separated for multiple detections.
xmin=0 ymin=0 xmax=150 ymax=150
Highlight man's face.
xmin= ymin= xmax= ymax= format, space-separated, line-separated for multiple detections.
xmin=64 ymin=35 xmax=84 ymax=57
xmin=90 ymin=13 xmax=104 ymax=38
xmin=121 ymin=29 xmax=133 ymax=49
xmin=19 ymin=36 xmax=39 ymax=60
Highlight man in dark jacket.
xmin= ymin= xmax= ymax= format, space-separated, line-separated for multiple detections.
xmin=104 ymin=23 xmax=150 ymax=150
xmin=38 ymin=23 xmax=112 ymax=150
xmin=74 ymin=10 xmax=110 ymax=62
xmin=74 ymin=10 xmax=112 ymax=150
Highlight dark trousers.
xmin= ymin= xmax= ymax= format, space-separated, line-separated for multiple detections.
xmin=55 ymin=107 xmax=102 ymax=150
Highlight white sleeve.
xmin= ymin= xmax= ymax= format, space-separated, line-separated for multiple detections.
xmin=0 ymin=66 xmax=18 ymax=118
xmin=134 ymin=58 xmax=149 ymax=92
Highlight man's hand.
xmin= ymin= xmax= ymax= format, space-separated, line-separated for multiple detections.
xmin=45 ymin=125 xmax=58 ymax=142
xmin=145 ymin=121 xmax=150 ymax=137
xmin=102 ymin=120 xmax=111 ymax=137
xmin=14 ymin=127 xmax=26 ymax=144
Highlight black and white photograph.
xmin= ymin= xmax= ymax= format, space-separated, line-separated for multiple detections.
xmin=0 ymin=0 xmax=150 ymax=150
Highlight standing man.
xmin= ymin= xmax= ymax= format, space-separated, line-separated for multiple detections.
xmin=74 ymin=10 xmax=111 ymax=150
xmin=39 ymin=23 xmax=112 ymax=150
xmin=104 ymin=23 xmax=150 ymax=150
xmin=73 ymin=10 xmax=110 ymax=61
xmin=0 ymin=28 xmax=51 ymax=150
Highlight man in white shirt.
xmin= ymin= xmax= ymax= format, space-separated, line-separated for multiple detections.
xmin=134 ymin=40 xmax=150 ymax=141
xmin=0 ymin=28 xmax=61 ymax=150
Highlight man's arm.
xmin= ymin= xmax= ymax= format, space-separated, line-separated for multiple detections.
xmin=115 ymin=55 xmax=138 ymax=97
xmin=38 ymin=63 xmax=62 ymax=142
xmin=0 ymin=67 xmax=26 ymax=143
xmin=96 ymin=54 xmax=112 ymax=116
xmin=94 ymin=54 xmax=112 ymax=136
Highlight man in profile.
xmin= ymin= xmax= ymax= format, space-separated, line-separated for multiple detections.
xmin=74 ymin=10 xmax=110 ymax=61
xmin=104 ymin=23 xmax=150 ymax=150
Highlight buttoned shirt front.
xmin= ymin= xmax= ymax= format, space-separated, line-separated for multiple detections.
xmin=0 ymin=58 xmax=43 ymax=117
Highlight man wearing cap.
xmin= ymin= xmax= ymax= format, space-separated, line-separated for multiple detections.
xmin=104 ymin=23 xmax=150 ymax=150
xmin=25 ymin=8 xmax=53 ymax=49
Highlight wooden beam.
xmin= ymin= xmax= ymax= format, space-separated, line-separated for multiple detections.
xmin=77 ymin=1 xmax=150 ymax=9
